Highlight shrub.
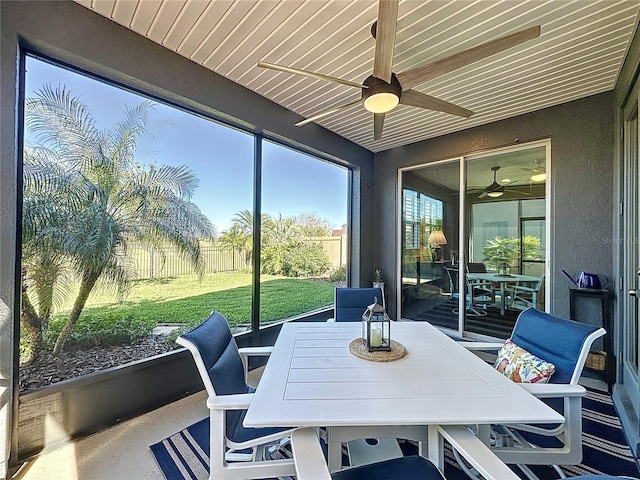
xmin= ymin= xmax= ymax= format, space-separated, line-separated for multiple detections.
xmin=46 ymin=311 xmax=156 ymax=349
xmin=261 ymin=243 xmax=287 ymax=275
xmin=330 ymin=265 xmax=346 ymax=282
xmin=283 ymin=242 xmax=332 ymax=277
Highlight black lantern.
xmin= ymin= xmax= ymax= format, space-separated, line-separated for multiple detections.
xmin=361 ymin=297 xmax=391 ymax=352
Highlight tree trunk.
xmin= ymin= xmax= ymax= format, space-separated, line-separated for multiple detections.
xmin=52 ymin=270 xmax=99 ymax=356
xmin=21 ymin=285 xmax=44 ymax=360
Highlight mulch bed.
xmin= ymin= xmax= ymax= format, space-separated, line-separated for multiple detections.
xmin=19 ymin=335 xmax=181 ymax=393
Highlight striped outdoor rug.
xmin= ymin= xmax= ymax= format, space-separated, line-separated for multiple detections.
xmin=150 ymin=387 xmax=640 ymax=479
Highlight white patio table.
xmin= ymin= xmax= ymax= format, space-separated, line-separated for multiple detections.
xmin=243 ymin=321 xmax=562 ymax=472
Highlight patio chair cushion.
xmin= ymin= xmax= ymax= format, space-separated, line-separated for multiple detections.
xmin=510 ymin=308 xmax=600 ymax=385
xmin=179 ymin=311 xmax=290 ymax=444
xmin=494 ymin=338 xmax=555 ymax=384
xmin=331 ymin=455 xmax=445 ymax=480
xmin=334 ymin=288 xmax=383 ymax=322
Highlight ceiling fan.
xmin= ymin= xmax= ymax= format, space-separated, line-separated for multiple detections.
xmin=257 ymin=0 xmax=540 ymax=140
xmin=470 ymin=166 xmax=529 ymax=199
xmin=523 ymin=158 xmax=546 ymax=182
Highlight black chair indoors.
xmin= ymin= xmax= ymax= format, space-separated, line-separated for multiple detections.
xmin=176 ymin=311 xmax=296 ymax=480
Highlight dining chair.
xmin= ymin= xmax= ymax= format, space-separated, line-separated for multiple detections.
xmin=445 ymin=267 xmax=493 ymax=316
xmin=512 ymin=275 xmax=545 ymax=311
xmin=461 ymin=308 xmax=606 ymax=480
xmin=327 ymin=286 xmax=404 ymax=465
xmin=330 ymin=287 xmax=383 ymax=322
xmin=290 ymin=426 xmax=522 ymax=480
xmin=467 ymin=262 xmax=488 ymax=273
xmin=176 ymin=311 xmax=297 ymax=480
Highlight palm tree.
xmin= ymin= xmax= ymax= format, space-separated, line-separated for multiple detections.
xmin=219 ymin=223 xmax=251 ymax=268
xmin=23 ymin=85 xmax=215 ymax=357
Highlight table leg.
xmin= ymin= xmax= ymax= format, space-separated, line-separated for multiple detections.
xmin=326 ymin=428 xmax=342 ymax=473
xmin=427 ymin=425 xmax=444 ymax=469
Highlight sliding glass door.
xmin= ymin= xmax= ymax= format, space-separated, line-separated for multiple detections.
xmin=398 ymin=141 xmax=549 ymax=340
xmin=400 ymin=159 xmax=461 ymax=335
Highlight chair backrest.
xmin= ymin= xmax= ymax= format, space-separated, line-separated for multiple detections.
xmin=444 ymin=267 xmax=459 ymax=296
xmin=334 ymin=287 xmax=383 ymax=322
xmin=176 ymin=311 xmax=249 ymax=398
xmin=467 ymin=263 xmax=488 ymax=273
xmin=177 ymin=311 xmax=251 ymax=442
xmin=510 ymin=308 xmax=605 ymax=385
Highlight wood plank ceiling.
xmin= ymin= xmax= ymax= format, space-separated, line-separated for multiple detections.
xmin=74 ymin=0 xmax=640 ymax=153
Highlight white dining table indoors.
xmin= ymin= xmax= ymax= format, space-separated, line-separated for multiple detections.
xmin=243 ymin=321 xmax=563 ymax=472
xmin=468 ymin=272 xmax=540 ymax=314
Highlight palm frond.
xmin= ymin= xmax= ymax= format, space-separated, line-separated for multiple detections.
xmin=25 ymin=84 xmax=103 ymax=170
xmin=107 ymin=101 xmax=154 ymax=172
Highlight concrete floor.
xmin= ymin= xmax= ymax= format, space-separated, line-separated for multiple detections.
xmin=8 ymin=367 xmax=605 ymax=480
xmin=10 ymin=390 xmax=209 ymax=480
xmin=10 ymin=368 xmax=265 ymax=480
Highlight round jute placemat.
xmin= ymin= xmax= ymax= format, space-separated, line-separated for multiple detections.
xmin=348 ymin=338 xmax=407 ymax=362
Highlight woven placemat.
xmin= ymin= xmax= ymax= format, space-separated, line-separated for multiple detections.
xmin=348 ymin=338 xmax=407 ymax=362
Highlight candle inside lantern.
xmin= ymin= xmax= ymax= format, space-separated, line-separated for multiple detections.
xmin=370 ymin=327 xmax=382 ymax=347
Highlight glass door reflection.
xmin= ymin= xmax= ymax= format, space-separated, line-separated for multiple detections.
xmin=400 ymin=160 xmax=460 ymax=333
xmin=399 ymin=142 xmax=548 ymax=340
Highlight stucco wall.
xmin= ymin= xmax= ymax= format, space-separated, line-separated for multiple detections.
xmin=374 ymin=92 xmax=614 ymax=320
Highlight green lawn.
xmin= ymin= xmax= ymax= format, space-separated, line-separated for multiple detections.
xmin=53 ymin=272 xmax=335 ymax=328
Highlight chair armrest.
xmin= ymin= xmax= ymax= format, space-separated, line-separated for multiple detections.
xmin=238 ymin=347 xmax=273 ymax=379
xmin=437 ymin=425 xmax=519 ymax=480
xmin=458 ymin=342 xmax=503 ymax=351
xmin=517 ymin=383 xmax=586 ymax=398
xmin=291 ymin=428 xmax=332 ymax=480
xmin=206 ymin=393 xmax=254 ymax=410
xmin=238 ymin=346 xmax=273 ymax=357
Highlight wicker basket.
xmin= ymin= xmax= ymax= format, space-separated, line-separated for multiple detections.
xmin=586 ymin=350 xmax=607 ymax=371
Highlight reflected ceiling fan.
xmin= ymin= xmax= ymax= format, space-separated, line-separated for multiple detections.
xmin=257 ymin=0 xmax=540 ymax=140
xmin=523 ymin=158 xmax=547 ymax=182
xmin=470 ymin=166 xmax=525 ymax=199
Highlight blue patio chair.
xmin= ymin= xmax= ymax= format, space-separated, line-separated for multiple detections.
xmin=176 ymin=311 xmax=297 ymax=480
xmin=290 ymin=426 xmax=521 ymax=480
xmin=461 ymin=308 xmax=606 ymax=479
xmin=330 ymin=287 xmax=383 ymax=322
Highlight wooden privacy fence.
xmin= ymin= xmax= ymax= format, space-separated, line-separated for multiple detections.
xmin=129 ymin=236 xmax=347 ymax=279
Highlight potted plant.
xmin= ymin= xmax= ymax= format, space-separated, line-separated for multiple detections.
xmin=373 ymin=269 xmax=384 ymax=290
xmin=483 ymin=235 xmax=542 ymax=274
xmin=483 ymin=236 xmax=517 ymax=274
xmin=373 ymin=269 xmax=386 ymax=309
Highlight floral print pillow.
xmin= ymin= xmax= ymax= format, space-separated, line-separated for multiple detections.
xmin=494 ymin=338 xmax=555 ymax=383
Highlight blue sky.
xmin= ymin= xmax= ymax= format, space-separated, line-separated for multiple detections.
xmin=24 ymin=57 xmax=348 ymax=233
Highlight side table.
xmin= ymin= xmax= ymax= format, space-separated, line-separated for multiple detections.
xmin=569 ymin=288 xmax=615 ymax=392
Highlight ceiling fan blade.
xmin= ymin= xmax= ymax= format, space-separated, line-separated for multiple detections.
xmin=396 ymin=25 xmax=541 ymax=91
xmin=372 ymin=0 xmax=399 ymax=83
xmin=295 ymin=99 xmax=361 ymax=127
xmin=374 ymin=113 xmax=386 ymax=140
xmin=257 ymin=62 xmax=366 ymax=89
xmin=400 ymin=89 xmax=473 ymax=118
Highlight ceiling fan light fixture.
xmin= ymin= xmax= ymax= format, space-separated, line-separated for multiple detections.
xmin=364 ymin=92 xmax=399 ymax=113
xmin=487 ymin=190 xmax=504 ymax=198
xmin=362 ymin=74 xmax=402 ymax=114
xmin=530 ymin=172 xmax=547 ymax=182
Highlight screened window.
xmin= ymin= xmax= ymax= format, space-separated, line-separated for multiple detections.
xmin=20 ymin=55 xmax=349 ymax=390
